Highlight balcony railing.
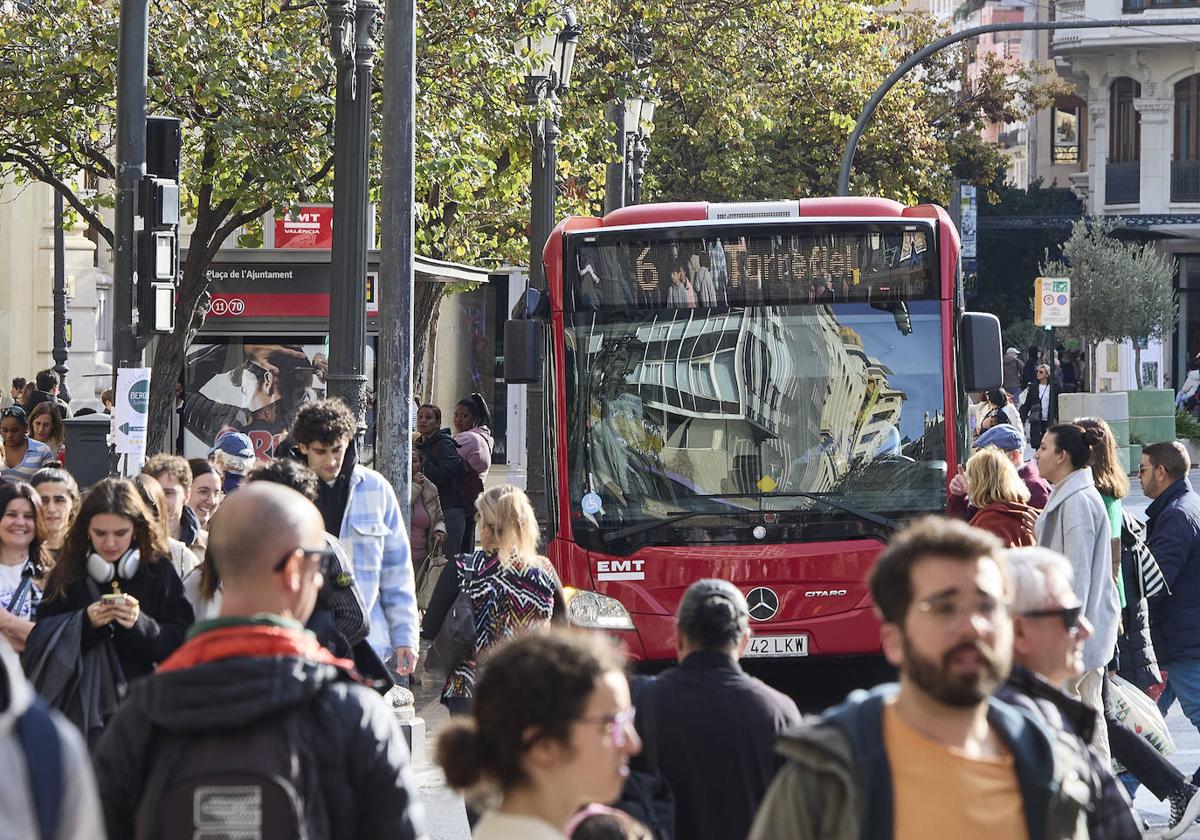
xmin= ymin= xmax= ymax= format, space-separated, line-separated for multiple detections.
xmin=1172 ymin=160 xmax=1200 ymax=203
xmin=1124 ymin=0 xmax=1199 ymax=10
xmin=1106 ymin=161 xmax=1140 ymax=205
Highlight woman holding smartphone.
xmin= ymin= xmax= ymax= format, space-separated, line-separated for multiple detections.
xmin=37 ymin=477 xmax=194 ymax=681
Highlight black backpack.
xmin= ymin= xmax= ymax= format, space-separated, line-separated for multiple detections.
xmin=134 ymin=702 xmax=329 ymax=840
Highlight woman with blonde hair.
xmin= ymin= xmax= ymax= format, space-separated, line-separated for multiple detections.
xmin=440 ymin=484 xmax=559 ymax=716
xmin=963 ymin=446 xmax=1039 ymax=547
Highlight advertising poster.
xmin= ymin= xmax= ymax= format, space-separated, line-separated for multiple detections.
xmin=181 ymin=339 xmax=377 ymax=461
xmin=115 ymin=367 xmax=151 ymax=455
xmin=274 ymin=205 xmax=333 ymax=249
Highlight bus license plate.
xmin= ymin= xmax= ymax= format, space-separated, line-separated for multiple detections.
xmin=743 ymin=634 xmax=809 ymax=658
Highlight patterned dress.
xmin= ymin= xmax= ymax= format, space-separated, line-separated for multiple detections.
xmin=442 ymin=549 xmax=556 ymax=701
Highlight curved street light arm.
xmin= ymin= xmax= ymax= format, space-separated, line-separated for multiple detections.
xmin=837 ymin=17 xmax=1200 ymax=197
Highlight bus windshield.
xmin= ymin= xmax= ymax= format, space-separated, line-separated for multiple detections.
xmin=562 ymin=223 xmax=949 ymax=554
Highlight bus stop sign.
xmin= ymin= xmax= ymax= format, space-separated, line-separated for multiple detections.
xmin=1034 ymin=277 xmax=1070 ymax=327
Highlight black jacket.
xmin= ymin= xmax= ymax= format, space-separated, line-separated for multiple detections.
xmin=633 ymin=650 xmax=801 ymax=840
xmin=996 ymin=666 xmax=1141 ymax=840
xmin=36 ymin=561 xmax=194 ymax=681
xmin=416 ymin=428 xmax=463 ymax=510
xmin=92 ymin=645 xmax=424 ymax=840
xmin=1020 ymin=381 xmax=1060 ymax=424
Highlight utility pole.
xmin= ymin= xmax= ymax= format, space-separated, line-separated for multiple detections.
xmin=326 ymin=0 xmax=380 ymax=432
xmin=837 ymin=17 xmax=1198 ymax=196
xmin=112 ymin=0 xmax=149 ymax=387
xmin=378 ymin=0 xmax=416 ymax=525
xmin=52 ymin=192 xmax=71 ymax=403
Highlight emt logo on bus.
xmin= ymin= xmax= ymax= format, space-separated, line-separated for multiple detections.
xmin=596 ymin=559 xmax=646 ymax=582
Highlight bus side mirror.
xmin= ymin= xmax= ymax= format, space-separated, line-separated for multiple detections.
xmin=961 ymin=312 xmax=1003 ymax=392
xmin=504 ymin=289 xmax=548 ymax=385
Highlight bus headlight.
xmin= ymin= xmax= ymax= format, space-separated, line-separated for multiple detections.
xmin=563 ymin=587 xmax=635 ymax=630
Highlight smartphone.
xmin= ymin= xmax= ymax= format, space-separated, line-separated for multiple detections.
xmin=101 ymin=594 xmax=127 ymax=605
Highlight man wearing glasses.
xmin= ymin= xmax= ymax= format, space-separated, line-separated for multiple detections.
xmin=998 ymin=547 xmax=1143 ymax=837
xmin=1141 ymin=443 xmax=1200 ymax=787
xmin=92 ymin=482 xmax=426 ymax=840
xmin=751 ymin=517 xmax=1093 ymax=840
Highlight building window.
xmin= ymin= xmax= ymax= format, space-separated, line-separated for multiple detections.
xmin=1052 ymin=106 xmax=1080 ymax=163
xmin=1178 ymin=75 xmax=1200 ymax=162
xmin=1124 ymin=0 xmax=1199 ymax=10
xmin=1110 ymin=77 xmax=1141 ymax=163
xmin=96 ymin=284 xmax=111 ymax=352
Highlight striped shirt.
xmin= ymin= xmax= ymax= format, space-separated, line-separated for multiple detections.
xmin=1 ymin=438 xmax=55 ymax=484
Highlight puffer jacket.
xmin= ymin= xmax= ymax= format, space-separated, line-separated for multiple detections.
xmin=92 ymin=617 xmax=425 ymax=840
xmin=970 ymin=500 xmax=1039 ymax=547
xmin=747 ymin=685 xmax=1091 ymax=840
xmin=453 ymin=424 xmax=493 ymax=482
xmin=416 ymin=428 xmax=463 ymax=510
xmin=1035 ymin=467 xmax=1119 ymax=671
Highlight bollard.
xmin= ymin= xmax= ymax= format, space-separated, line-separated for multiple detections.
xmin=390 ymin=685 xmax=426 ymax=765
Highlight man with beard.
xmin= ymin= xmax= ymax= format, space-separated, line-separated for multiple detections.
xmin=749 ymin=517 xmax=1093 ymax=840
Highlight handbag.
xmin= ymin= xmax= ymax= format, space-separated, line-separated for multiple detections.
xmin=1108 ymin=673 xmax=1175 ymax=758
xmin=416 ymin=551 xmax=448 ymax=612
xmin=1117 ymin=509 xmax=1163 ymax=689
xmin=424 ymin=554 xmax=479 ymax=676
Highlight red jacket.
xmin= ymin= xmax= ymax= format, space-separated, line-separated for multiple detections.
xmin=948 ymin=460 xmax=1051 ymax=519
xmin=970 ymin=501 xmax=1039 ymax=547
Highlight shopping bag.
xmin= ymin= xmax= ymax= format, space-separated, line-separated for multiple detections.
xmin=1108 ymin=673 xmax=1175 ymax=757
xmin=416 ymin=552 xmax=448 ymax=612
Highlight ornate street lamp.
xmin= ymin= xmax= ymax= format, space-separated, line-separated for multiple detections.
xmin=625 ymin=97 xmax=654 ymax=206
xmin=512 ymin=7 xmax=580 ymax=527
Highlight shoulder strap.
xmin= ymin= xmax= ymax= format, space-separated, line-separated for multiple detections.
xmin=6 ymin=561 xmax=35 ymax=615
xmin=17 ymin=697 xmax=62 ymax=840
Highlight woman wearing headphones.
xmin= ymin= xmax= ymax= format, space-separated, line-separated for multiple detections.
xmin=37 ymin=477 xmax=195 ymax=681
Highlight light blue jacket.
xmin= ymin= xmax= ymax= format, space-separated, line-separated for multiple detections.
xmin=338 ymin=465 xmax=418 ymax=654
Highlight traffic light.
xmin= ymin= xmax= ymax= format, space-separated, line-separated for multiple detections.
xmin=136 ymin=116 xmax=181 ymax=338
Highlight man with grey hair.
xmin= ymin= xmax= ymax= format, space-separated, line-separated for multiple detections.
xmin=630 ymin=579 xmax=799 ymax=840
xmin=998 ymin=547 xmax=1145 ymax=838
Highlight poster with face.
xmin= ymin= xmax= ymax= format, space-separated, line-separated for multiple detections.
xmin=181 ymin=339 xmax=377 ymax=461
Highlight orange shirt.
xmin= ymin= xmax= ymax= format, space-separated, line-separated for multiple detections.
xmin=883 ymin=703 xmax=1029 ymax=840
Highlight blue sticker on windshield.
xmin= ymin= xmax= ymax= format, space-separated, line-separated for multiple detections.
xmin=582 ymin=492 xmax=603 ymax=515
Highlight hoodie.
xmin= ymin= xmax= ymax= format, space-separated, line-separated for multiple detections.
xmin=92 ymin=618 xmax=425 ymax=840
xmin=453 ymin=424 xmax=494 ymax=481
xmin=970 ymin=500 xmax=1039 ymax=547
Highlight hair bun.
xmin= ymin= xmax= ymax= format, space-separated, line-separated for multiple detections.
xmin=436 ymin=720 xmax=484 ymax=790
xmin=1083 ymin=426 xmax=1105 ymax=446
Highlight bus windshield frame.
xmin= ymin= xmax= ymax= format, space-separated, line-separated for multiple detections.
xmin=560 ymin=219 xmax=951 ymax=555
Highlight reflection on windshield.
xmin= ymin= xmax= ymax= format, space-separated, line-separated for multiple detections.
xmin=566 ymin=302 xmax=948 ymax=549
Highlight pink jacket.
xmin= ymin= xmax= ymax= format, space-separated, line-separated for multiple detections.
xmin=454 ymin=425 xmax=493 ymax=480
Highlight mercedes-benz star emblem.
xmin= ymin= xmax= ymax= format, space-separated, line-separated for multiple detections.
xmin=746 ymin=587 xmax=780 ymax=622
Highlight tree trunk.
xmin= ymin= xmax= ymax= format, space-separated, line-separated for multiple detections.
xmin=413 ymin=281 xmax=445 ymax=401
xmin=145 ymin=249 xmax=212 ymax=454
xmin=1133 ymin=344 xmax=1143 ymax=390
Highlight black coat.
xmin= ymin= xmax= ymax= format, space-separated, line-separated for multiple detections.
xmin=1020 ymin=381 xmax=1060 ymax=424
xmin=36 ymin=559 xmax=194 ymax=681
xmin=632 ymin=651 xmax=801 ymax=840
xmin=416 ymin=428 xmax=463 ymax=510
xmin=93 ymin=648 xmax=424 ymax=840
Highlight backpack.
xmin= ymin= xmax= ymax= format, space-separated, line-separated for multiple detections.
xmin=614 ymin=677 xmax=675 ymax=840
xmin=133 ymin=703 xmax=328 ymax=840
xmin=425 ymin=553 xmax=479 ymax=677
xmin=17 ymin=697 xmax=63 ymax=840
xmin=456 ymin=434 xmax=490 ymax=520
xmin=317 ymin=537 xmax=370 ymax=647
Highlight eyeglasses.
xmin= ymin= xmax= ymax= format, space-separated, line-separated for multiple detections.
xmin=1138 ymin=464 xmax=1154 ymax=475
xmin=272 ymin=547 xmax=336 ymax=576
xmin=915 ymin=595 xmax=1008 ymax=628
xmin=1021 ymin=605 xmax=1083 ymax=633
xmin=576 ymin=706 xmax=637 ymax=748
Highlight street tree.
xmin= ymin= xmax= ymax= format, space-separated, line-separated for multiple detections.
xmin=1041 ymin=219 xmax=1177 ymax=389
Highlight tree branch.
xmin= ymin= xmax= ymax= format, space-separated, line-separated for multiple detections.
xmin=0 ymin=152 xmax=113 ymax=244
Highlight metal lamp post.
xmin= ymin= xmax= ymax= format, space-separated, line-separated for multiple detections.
xmin=326 ymin=0 xmax=381 ymax=431
xmin=515 ymin=8 xmax=581 ymax=525
xmin=626 ymin=97 xmax=654 ymax=205
xmin=52 ymin=191 xmax=71 ymax=402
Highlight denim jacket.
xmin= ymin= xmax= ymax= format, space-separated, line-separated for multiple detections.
xmin=338 ymin=465 xmax=418 ymax=654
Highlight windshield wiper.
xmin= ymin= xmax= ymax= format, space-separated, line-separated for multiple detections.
xmin=602 ymin=510 xmax=741 ymax=543
xmin=755 ymin=492 xmax=903 ymax=532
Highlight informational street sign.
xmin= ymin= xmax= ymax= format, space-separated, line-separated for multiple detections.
xmin=959 ymin=183 xmax=977 ymax=261
xmin=114 ymin=367 xmax=151 ymax=455
xmin=1034 ymin=277 xmax=1071 ymax=327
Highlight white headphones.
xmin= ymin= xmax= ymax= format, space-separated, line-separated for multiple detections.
xmin=87 ymin=548 xmax=141 ymax=584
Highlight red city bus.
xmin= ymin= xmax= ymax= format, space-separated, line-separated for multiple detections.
xmin=507 ymin=197 xmax=1002 ymax=662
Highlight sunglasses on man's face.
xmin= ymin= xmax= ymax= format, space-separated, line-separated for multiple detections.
xmin=272 ymin=547 xmax=336 ymax=576
xmin=1021 ymin=605 xmax=1083 ymax=632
